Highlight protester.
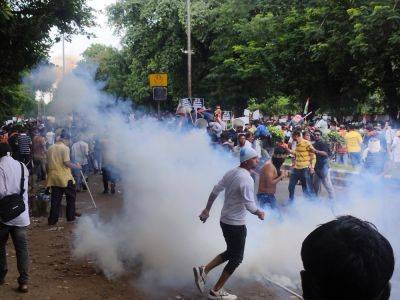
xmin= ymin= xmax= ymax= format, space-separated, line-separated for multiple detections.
xmin=194 ymin=147 xmax=264 ymax=300
xmin=391 ymin=130 xmax=400 ymax=166
xmin=301 ymin=216 xmax=394 ymax=300
xmin=46 ymin=132 xmax=81 ymax=225
xmin=312 ymin=130 xmax=335 ymax=199
xmin=288 ymin=130 xmax=316 ymax=202
xmin=257 ymin=157 xmax=286 ymax=209
xmin=17 ymin=128 xmax=32 ymax=169
xmin=71 ymin=135 xmax=89 ymax=192
xmin=344 ymin=124 xmax=363 ymax=167
xmin=271 ymin=137 xmax=290 ymax=176
xmin=0 ymin=143 xmax=30 ymax=293
xmin=32 ymin=130 xmax=47 ymax=181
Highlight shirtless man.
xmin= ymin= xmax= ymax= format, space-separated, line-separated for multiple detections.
xmin=257 ymin=159 xmax=286 ymax=209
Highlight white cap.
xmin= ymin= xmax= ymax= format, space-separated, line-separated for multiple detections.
xmin=240 ymin=147 xmax=258 ymax=163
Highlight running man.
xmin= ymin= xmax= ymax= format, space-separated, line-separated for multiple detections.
xmin=194 ymin=147 xmax=265 ymax=300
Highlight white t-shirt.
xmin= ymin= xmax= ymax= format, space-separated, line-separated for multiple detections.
xmin=212 ymin=167 xmax=257 ymax=226
xmin=392 ymin=137 xmax=400 ymax=163
xmin=71 ymin=141 xmax=89 ymax=165
xmin=46 ymin=131 xmax=55 ymax=146
xmin=0 ymin=155 xmax=30 ymax=227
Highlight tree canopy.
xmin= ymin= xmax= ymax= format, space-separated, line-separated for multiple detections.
xmin=89 ymin=0 xmax=400 ymax=119
xmin=0 ymin=0 xmax=94 ymax=120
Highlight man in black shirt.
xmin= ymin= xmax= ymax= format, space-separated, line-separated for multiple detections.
xmin=312 ymin=130 xmax=335 ymax=199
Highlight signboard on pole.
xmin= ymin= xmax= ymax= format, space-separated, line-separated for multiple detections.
xmin=152 ymin=87 xmax=167 ymax=101
xmin=149 ymin=74 xmax=168 ymax=87
xmin=192 ymin=98 xmax=204 ymax=109
xmin=222 ymin=111 xmax=232 ymax=121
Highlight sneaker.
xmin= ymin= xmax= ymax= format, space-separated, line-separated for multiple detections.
xmin=208 ymin=288 xmax=237 ymax=300
xmin=193 ymin=266 xmax=206 ymax=293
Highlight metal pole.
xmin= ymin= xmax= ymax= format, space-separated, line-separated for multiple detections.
xmin=80 ymin=170 xmax=97 ymax=209
xmin=187 ymin=0 xmax=192 ymax=99
xmin=158 ymin=101 xmax=160 ymax=118
xmin=62 ymin=34 xmax=65 ymax=74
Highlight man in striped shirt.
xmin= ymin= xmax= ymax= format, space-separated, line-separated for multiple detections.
xmin=288 ymin=130 xmax=327 ymax=202
xmin=17 ymin=128 xmax=32 ymax=168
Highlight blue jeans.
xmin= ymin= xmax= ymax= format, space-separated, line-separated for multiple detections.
xmin=257 ymin=193 xmax=277 ymax=209
xmin=336 ymin=153 xmax=348 ymax=164
xmin=313 ymin=164 xmax=335 ymax=199
xmin=288 ymin=168 xmax=314 ymax=201
xmin=348 ymin=152 xmax=361 ymax=166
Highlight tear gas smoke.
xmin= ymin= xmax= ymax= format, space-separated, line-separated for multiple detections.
xmin=47 ymin=63 xmax=399 ymax=298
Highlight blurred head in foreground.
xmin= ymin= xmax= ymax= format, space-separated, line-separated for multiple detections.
xmin=301 ymin=215 xmax=394 ymax=300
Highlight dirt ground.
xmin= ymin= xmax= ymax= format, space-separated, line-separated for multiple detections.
xmin=0 ymin=174 xmax=299 ymax=300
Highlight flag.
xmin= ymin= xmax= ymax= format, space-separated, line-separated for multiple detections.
xmin=303 ymin=97 xmax=310 ymax=115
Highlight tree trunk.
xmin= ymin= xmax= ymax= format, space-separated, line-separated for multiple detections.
xmin=382 ymin=60 xmax=399 ymax=120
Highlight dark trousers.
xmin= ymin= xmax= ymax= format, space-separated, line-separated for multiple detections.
xmin=102 ymin=166 xmax=116 ymax=192
xmin=219 ymin=222 xmax=247 ymax=275
xmin=48 ymin=180 xmax=76 ymax=225
xmin=0 ymin=224 xmax=29 ymax=284
xmin=288 ymin=168 xmax=314 ymax=201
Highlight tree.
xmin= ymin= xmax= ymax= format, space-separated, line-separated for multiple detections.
xmin=0 ymin=0 xmax=94 ymax=120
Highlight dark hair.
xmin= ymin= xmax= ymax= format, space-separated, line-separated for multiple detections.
xmin=301 ymin=216 xmax=394 ymax=300
xmin=0 ymin=143 xmax=11 ymax=157
xmin=292 ymin=130 xmax=301 ymax=137
xmin=314 ymin=129 xmax=322 ymax=135
xmin=245 ymin=132 xmax=253 ymax=139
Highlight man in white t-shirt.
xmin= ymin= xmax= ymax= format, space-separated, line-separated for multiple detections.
xmin=0 ymin=143 xmax=30 ymax=293
xmin=193 ymin=147 xmax=265 ymax=300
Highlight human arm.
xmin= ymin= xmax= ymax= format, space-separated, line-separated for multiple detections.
xmin=0 ymin=168 xmax=7 ymax=198
xmin=199 ymin=177 xmax=226 ymax=223
xmin=62 ymin=147 xmax=81 ymax=170
xmin=241 ymin=180 xmax=265 ymax=220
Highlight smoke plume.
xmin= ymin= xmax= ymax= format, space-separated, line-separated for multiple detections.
xmin=45 ymin=63 xmax=399 ymax=298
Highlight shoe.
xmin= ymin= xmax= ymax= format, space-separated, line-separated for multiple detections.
xmin=208 ymin=288 xmax=237 ymax=300
xmin=102 ymin=190 xmax=109 ymax=194
xmin=18 ymin=284 xmax=28 ymax=293
xmin=193 ymin=266 xmax=206 ymax=293
xmin=75 ymin=212 xmax=82 ymax=217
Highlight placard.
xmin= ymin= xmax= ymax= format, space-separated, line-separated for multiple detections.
xmin=192 ymin=98 xmax=204 ymax=109
xmin=222 ymin=111 xmax=232 ymax=121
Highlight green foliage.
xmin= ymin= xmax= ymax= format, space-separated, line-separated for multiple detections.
xmin=0 ymin=0 xmax=94 ymax=120
xmin=325 ymin=131 xmax=345 ymax=146
xmin=248 ymin=96 xmax=300 ymax=116
xmin=267 ymin=125 xmax=284 ymax=144
xmin=81 ymin=0 xmax=400 ymax=118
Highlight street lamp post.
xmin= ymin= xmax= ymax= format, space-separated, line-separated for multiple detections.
xmin=187 ymin=0 xmax=192 ymax=100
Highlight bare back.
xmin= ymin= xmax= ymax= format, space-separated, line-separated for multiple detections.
xmin=258 ymin=161 xmax=278 ymax=194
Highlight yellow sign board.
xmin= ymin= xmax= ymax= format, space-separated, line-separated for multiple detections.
xmin=149 ymin=73 xmax=168 ymax=87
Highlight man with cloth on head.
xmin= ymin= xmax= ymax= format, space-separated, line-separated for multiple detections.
xmin=193 ymin=147 xmax=265 ymax=300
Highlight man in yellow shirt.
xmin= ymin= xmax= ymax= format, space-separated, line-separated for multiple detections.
xmin=288 ymin=130 xmax=327 ymax=202
xmin=46 ymin=132 xmax=81 ymax=225
xmin=344 ymin=125 xmax=362 ymax=166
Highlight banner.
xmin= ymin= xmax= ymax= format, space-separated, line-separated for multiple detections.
xmin=252 ymin=110 xmax=260 ymax=120
xmin=222 ymin=111 xmax=232 ymax=121
xmin=192 ymin=98 xmax=204 ymax=109
xmin=180 ymin=98 xmax=192 ymax=108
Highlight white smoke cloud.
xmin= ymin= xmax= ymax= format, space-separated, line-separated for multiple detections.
xmin=47 ymin=63 xmax=399 ymax=298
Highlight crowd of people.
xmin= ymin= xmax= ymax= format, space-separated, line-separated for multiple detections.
xmin=0 ymin=111 xmax=398 ymax=299
xmin=200 ymin=107 xmax=400 ymax=208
